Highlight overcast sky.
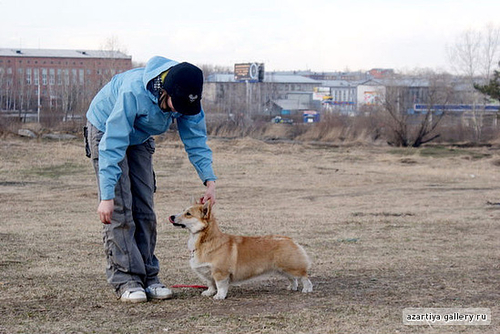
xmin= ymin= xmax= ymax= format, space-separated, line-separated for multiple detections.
xmin=1 ymin=0 xmax=499 ymax=72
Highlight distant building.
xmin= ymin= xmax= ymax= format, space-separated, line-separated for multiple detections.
xmin=204 ymin=71 xmax=320 ymax=117
xmin=0 ymin=48 xmax=132 ymax=120
xmin=318 ymin=80 xmax=357 ymax=114
xmin=266 ymin=92 xmax=314 ymax=117
xmin=279 ymin=70 xmax=369 ymax=82
xmin=356 ymin=79 xmax=387 ymax=110
xmin=367 ymin=68 xmax=395 ymax=79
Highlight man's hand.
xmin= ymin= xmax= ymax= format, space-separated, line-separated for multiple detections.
xmin=98 ymin=199 xmax=114 ymax=224
xmin=201 ymin=181 xmax=216 ymax=206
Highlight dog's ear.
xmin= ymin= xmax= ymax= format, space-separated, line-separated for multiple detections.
xmin=202 ymin=199 xmax=211 ymax=219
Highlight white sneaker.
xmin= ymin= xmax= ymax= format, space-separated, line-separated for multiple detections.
xmin=120 ymin=289 xmax=147 ymax=303
xmin=145 ymin=284 xmax=173 ymax=300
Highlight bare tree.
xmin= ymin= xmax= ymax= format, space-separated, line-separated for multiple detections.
xmin=99 ymin=36 xmax=128 ymax=84
xmin=448 ymin=29 xmax=482 ymax=83
xmin=412 ymin=74 xmax=455 ymax=147
xmin=199 ymin=64 xmax=232 ymax=77
xmin=447 ymin=24 xmax=500 ymax=141
xmin=447 ymin=24 xmax=500 ymax=85
xmin=383 ymin=73 xmax=454 ymax=147
xmin=482 ymin=24 xmax=500 ymax=81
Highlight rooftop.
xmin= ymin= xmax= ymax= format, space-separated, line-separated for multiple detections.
xmin=0 ymin=48 xmax=131 ymax=59
xmin=206 ymin=73 xmax=320 ymax=84
xmin=320 ymin=80 xmax=354 ymax=87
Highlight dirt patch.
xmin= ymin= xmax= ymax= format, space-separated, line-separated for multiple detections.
xmin=0 ymin=137 xmax=499 ymax=333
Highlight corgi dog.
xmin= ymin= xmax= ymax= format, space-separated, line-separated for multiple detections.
xmin=169 ymin=200 xmax=313 ymax=300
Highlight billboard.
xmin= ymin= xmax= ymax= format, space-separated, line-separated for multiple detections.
xmin=234 ymin=63 xmax=264 ymax=82
xmin=313 ymin=87 xmax=331 ymax=101
xmin=364 ymin=91 xmax=378 ymax=105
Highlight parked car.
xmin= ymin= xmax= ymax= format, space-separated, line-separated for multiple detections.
xmin=271 ymin=116 xmax=294 ymax=124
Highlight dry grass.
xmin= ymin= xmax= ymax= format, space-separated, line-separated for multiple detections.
xmin=0 ymin=134 xmax=499 ymax=334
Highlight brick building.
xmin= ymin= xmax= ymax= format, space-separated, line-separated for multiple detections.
xmin=0 ymin=48 xmax=132 ymax=121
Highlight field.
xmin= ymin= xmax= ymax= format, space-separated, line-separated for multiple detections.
xmin=0 ymin=132 xmax=499 ymax=334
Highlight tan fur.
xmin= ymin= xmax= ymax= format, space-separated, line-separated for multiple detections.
xmin=169 ymin=201 xmax=313 ymax=300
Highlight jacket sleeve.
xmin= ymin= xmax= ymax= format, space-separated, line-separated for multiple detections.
xmin=98 ymin=91 xmax=137 ymax=200
xmin=176 ymin=109 xmax=217 ymax=184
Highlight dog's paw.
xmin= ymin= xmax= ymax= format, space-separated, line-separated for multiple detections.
xmin=301 ymin=283 xmax=313 ymax=293
xmin=287 ymin=280 xmax=298 ymax=291
xmin=301 ymin=278 xmax=313 ymax=293
xmin=213 ymin=293 xmax=227 ymax=300
xmin=201 ymin=288 xmax=216 ymax=297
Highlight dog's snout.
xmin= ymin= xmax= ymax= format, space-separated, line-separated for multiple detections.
xmin=169 ymin=215 xmax=186 ymax=228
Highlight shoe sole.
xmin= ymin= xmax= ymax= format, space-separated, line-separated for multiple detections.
xmin=147 ymin=293 xmax=173 ymax=300
xmin=120 ymin=297 xmax=147 ymax=303
xmin=120 ymin=294 xmax=148 ymax=303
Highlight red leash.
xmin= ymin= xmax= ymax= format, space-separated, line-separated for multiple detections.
xmin=171 ymin=284 xmax=208 ymax=289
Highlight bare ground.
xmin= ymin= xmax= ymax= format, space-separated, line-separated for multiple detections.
xmin=0 ymin=135 xmax=499 ymax=334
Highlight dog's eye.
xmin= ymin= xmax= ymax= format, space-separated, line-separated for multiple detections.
xmin=185 ymin=212 xmax=191 ymax=217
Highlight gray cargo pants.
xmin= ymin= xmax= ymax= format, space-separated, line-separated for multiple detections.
xmin=86 ymin=121 xmax=161 ymax=297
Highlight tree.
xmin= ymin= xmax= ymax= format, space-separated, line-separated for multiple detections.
xmin=199 ymin=64 xmax=232 ymax=77
xmin=448 ymin=25 xmax=500 ymax=81
xmin=99 ymin=36 xmax=128 ymax=85
xmin=474 ymin=63 xmax=500 ymax=102
xmin=448 ymin=25 xmax=500 ymax=141
xmin=482 ymin=24 xmax=500 ymax=81
xmin=383 ymin=73 xmax=454 ymax=147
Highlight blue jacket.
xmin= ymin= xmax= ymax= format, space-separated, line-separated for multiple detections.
xmin=86 ymin=56 xmax=217 ymax=200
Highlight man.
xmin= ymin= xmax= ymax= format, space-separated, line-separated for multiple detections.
xmin=85 ymin=56 xmax=217 ymax=303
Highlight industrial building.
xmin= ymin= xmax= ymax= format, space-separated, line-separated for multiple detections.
xmin=0 ymin=48 xmax=132 ymax=121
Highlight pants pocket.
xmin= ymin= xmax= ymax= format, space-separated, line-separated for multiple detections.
xmin=83 ymin=126 xmax=91 ymax=158
xmin=88 ymin=122 xmax=104 ymax=159
xmin=144 ymin=137 xmax=156 ymax=154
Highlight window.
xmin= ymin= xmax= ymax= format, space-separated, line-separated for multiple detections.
xmin=42 ymin=68 xmax=47 ymax=85
xmin=72 ymin=69 xmax=77 ymax=84
xmin=49 ymin=69 xmax=55 ymax=85
xmin=26 ymin=68 xmax=32 ymax=85
xmin=33 ymin=69 xmax=39 ymax=85
xmin=79 ymin=69 xmax=84 ymax=85
xmin=57 ymin=69 xmax=62 ymax=85
xmin=64 ymin=69 xmax=69 ymax=84
xmin=18 ymin=68 xmax=24 ymax=85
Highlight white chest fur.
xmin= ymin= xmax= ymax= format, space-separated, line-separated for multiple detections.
xmin=187 ymin=233 xmax=212 ymax=276
xmin=187 ymin=233 xmax=198 ymax=254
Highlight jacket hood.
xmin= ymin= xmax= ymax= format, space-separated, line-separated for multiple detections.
xmin=142 ymin=56 xmax=179 ymax=91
